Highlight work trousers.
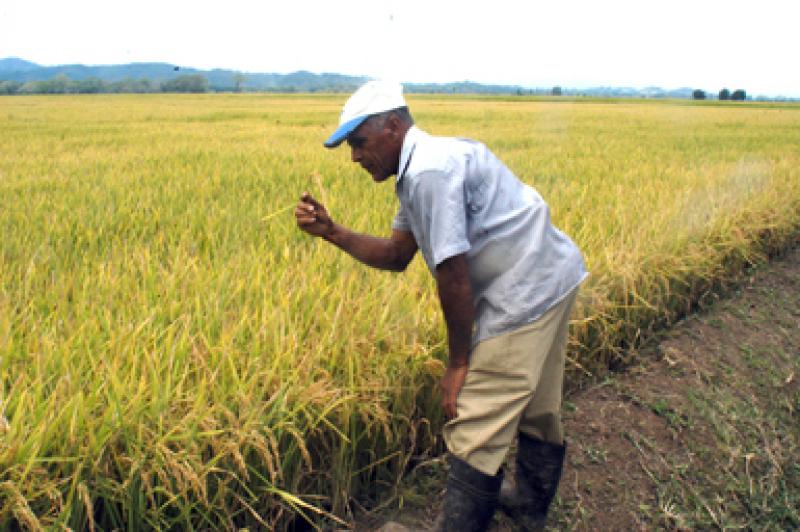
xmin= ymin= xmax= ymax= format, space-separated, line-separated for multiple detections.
xmin=443 ymin=287 xmax=578 ymax=476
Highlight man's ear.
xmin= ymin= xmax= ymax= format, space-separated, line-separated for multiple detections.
xmin=387 ymin=112 xmax=402 ymax=136
xmin=385 ymin=112 xmax=397 ymax=129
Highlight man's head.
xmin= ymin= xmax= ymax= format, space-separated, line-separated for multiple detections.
xmin=324 ymin=80 xmax=414 ymax=182
xmin=345 ymin=107 xmax=413 ymax=182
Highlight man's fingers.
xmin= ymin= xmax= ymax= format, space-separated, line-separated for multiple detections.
xmin=295 ymin=204 xmax=317 ymax=224
xmin=296 ymin=200 xmax=321 ymax=220
xmin=440 ymin=366 xmax=467 ymax=419
xmin=445 ymin=398 xmax=457 ymax=419
xmin=295 ymin=203 xmax=315 ymax=215
xmin=440 ymin=385 xmax=457 ymax=419
xmin=301 ymin=192 xmax=323 ymax=210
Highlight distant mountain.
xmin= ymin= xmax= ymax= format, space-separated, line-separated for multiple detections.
xmin=1 ymin=58 xmax=778 ymax=100
xmin=0 ymin=58 xmax=367 ymax=92
xmin=0 ymin=57 xmax=40 ymax=72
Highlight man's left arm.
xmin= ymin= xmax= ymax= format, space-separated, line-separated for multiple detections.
xmin=435 ymin=253 xmax=474 ymax=420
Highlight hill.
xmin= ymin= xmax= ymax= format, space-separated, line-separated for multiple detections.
xmin=2 ymin=57 xmax=793 ymax=100
xmin=0 ymin=57 xmax=695 ymax=97
xmin=0 ymin=57 xmax=367 ymax=92
xmin=0 ymin=58 xmax=40 ymax=72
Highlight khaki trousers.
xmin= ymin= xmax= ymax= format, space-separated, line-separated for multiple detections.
xmin=443 ymin=287 xmax=578 ymax=476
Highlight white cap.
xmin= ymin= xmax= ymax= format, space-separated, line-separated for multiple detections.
xmin=324 ymin=80 xmax=406 ymax=148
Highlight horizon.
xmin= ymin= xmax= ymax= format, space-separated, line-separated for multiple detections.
xmin=1 ymin=56 xmax=788 ymax=98
xmin=2 ymin=0 xmax=799 ymax=98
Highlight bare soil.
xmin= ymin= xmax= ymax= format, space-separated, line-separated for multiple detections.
xmin=353 ymin=242 xmax=800 ymax=531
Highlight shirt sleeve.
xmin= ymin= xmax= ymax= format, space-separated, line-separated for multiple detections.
xmin=392 ymin=201 xmax=411 ymax=232
xmin=412 ymin=169 xmax=471 ymax=268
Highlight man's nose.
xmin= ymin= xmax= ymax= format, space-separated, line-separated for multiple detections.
xmin=351 ymin=146 xmax=362 ymax=163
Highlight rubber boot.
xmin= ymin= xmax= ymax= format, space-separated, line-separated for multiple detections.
xmin=499 ymin=433 xmax=566 ymax=531
xmin=432 ymin=455 xmax=503 ymax=532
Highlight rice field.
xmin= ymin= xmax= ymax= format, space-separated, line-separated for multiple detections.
xmin=1 ymin=94 xmax=798 ymax=529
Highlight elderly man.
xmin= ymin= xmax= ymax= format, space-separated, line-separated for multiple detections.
xmin=295 ymin=80 xmax=587 ymax=531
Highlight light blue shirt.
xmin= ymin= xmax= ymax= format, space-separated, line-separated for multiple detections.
xmin=392 ymin=126 xmax=588 ymax=345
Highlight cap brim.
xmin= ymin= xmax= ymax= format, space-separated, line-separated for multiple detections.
xmin=324 ymin=115 xmax=368 ymax=148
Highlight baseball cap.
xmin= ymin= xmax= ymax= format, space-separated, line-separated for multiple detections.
xmin=324 ymin=80 xmax=406 ymax=148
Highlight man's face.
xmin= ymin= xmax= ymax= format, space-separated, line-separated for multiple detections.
xmin=346 ymin=116 xmax=401 ymax=182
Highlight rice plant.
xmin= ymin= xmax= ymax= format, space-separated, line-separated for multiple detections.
xmin=0 ymin=94 xmax=798 ymax=529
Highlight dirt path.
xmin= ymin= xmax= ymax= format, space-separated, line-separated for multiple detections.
xmin=551 ymin=243 xmax=799 ymax=531
xmin=358 ymin=243 xmax=800 ymax=531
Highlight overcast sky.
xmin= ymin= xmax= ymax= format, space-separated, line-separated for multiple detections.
xmin=1 ymin=0 xmax=798 ymax=97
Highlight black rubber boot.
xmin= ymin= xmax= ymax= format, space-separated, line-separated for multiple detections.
xmin=499 ymin=433 xmax=566 ymax=531
xmin=433 ymin=456 xmax=503 ymax=532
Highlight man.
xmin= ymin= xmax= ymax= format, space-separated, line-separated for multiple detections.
xmin=295 ymin=80 xmax=588 ymax=531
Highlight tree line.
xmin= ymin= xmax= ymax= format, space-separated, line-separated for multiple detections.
xmin=0 ymin=73 xmax=756 ymax=102
xmin=692 ymin=88 xmax=747 ymax=101
xmin=0 ymin=74 xmax=211 ymax=95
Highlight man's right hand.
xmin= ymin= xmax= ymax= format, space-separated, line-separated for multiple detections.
xmin=295 ymin=192 xmax=334 ymax=238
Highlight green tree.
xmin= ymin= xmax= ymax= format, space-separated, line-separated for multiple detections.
xmin=29 ymin=74 xmax=74 ymax=94
xmin=162 ymin=74 xmax=209 ymax=93
xmin=19 ymin=81 xmax=39 ymax=94
xmin=134 ymin=78 xmax=154 ymax=93
xmin=0 ymin=80 xmax=22 ymax=95
xmin=719 ymin=88 xmax=731 ymax=100
xmin=551 ymin=86 xmax=562 ymax=96
xmin=112 ymin=77 xmax=154 ymax=93
xmin=731 ymin=89 xmax=746 ymax=101
xmin=76 ymin=77 xmax=105 ymax=93
xmin=692 ymin=89 xmax=706 ymax=100
xmin=234 ymin=73 xmax=246 ymax=93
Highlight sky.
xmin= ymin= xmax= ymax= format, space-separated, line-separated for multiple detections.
xmin=1 ymin=0 xmax=798 ymax=97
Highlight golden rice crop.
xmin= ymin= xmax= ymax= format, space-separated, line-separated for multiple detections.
xmin=0 ymin=94 xmax=798 ymax=529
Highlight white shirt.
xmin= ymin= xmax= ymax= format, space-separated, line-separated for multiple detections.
xmin=392 ymin=126 xmax=588 ymax=345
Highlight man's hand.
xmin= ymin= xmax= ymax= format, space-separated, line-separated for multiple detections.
xmin=295 ymin=192 xmax=334 ymax=238
xmin=435 ymin=254 xmax=474 ymax=420
xmin=440 ymin=362 xmax=469 ymax=419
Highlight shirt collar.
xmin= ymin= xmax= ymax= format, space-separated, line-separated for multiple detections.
xmin=397 ymin=125 xmax=424 ymax=183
